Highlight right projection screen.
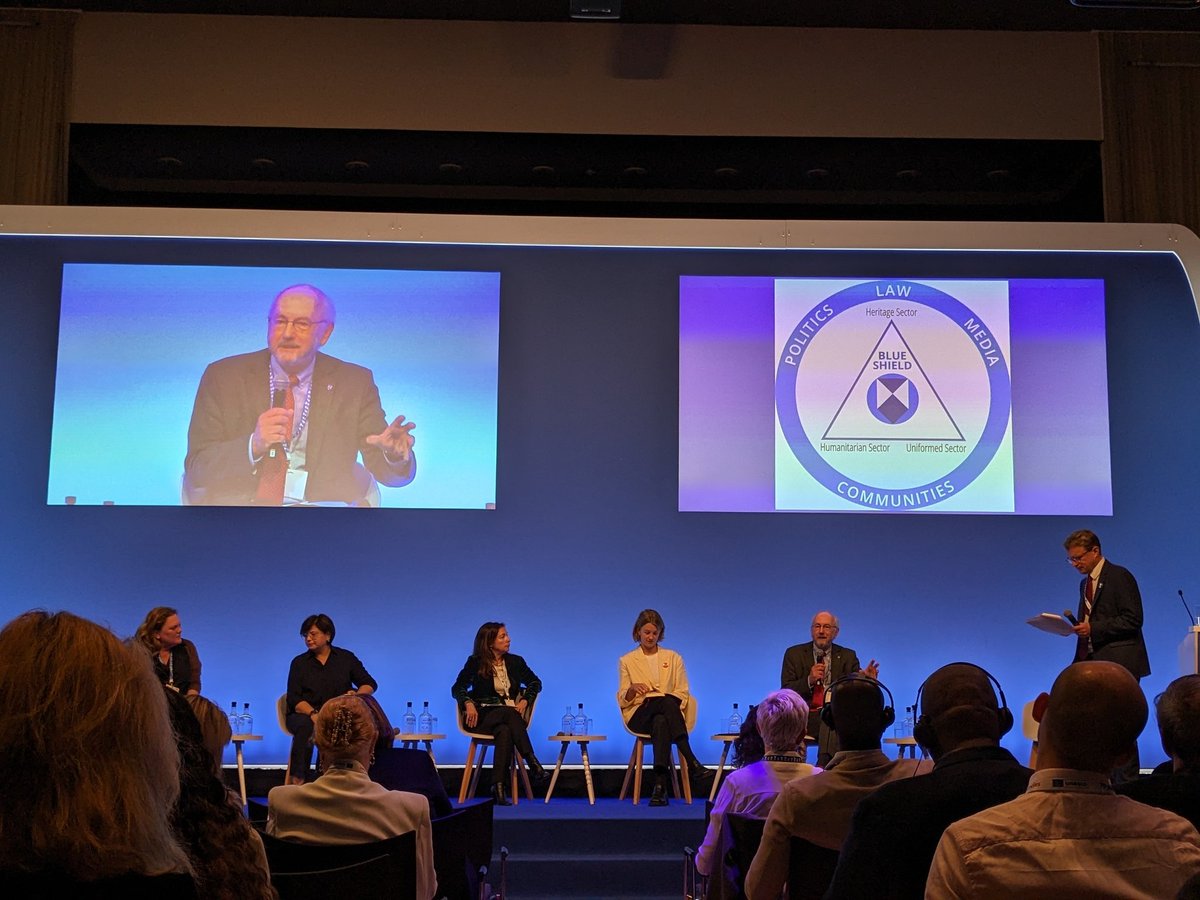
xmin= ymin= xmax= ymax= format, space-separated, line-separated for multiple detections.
xmin=680 ymin=276 xmax=1110 ymax=515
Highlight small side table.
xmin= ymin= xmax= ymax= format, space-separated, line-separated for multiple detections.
xmin=708 ymin=733 xmax=739 ymax=801
xmin=230 ymin=733 xmax=262 ymax=814
xmin=883 ymin=736 xmax=928 ymax=759
xmin=544 ymin=734 xmax=607 ymax=805
xmin=394 ymin=732 xmax=447 ymax=764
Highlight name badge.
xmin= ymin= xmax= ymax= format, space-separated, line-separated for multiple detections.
xmin=284 ymin=468 xmax=309 ymax=502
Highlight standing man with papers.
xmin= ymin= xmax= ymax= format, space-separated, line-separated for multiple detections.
xmin=1063 ymin=528 xmax=1149 ymax=779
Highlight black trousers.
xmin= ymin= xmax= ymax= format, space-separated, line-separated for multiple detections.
xmin=628 ymin=695 xmax=689 ymax=770
xmin=475 ymin=705 xmax=536 ymax=785
xmin=286 ymin=711 xmax=316 ymax=778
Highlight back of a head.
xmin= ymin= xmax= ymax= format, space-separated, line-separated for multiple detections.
xmin=1041 ymin=661 xmax=1147 ymax=774
xmin=0 ymin=610 xmax=188 ymax=878
xmin=756 ymin=688 xmax=810 ymax=754
xmin=316 ymin=695 xmax=377 ymax=763
xmin=185 ymin=694 xmax=233 ymax=779
xmin=829 ymin=676 xmax=890 ymax=750
xmin=918 ymin=663 xmax=1006 ymax=757
xmin=1157 ymin=674 xmax=1200 ymax=773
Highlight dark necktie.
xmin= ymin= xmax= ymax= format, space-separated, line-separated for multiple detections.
xmin=1075 ymin=576 xmax=1094 ymax=662
xmin=254 ymin=375 xmax=296 ymax=505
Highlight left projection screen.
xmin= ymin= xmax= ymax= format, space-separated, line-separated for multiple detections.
xmin=48 ymin=264 xmax=500 ymax=508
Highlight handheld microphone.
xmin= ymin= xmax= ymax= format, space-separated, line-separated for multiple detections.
xmin=267 ymin=386 xmax=288 ymax=460
xmin=1180 ymin=590 xmax=1197 ymax=627
xmin=1063 ymin=610 xmax=1079 ymax=626
xmin=814 ymin=648 xmax=829 ymax=684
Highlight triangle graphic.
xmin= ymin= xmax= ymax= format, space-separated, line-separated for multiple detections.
xmin=821 ymin=321 xmax=965 ymax=441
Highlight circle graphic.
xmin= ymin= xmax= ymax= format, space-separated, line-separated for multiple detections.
xmin=867 ymin=375 xmax=918 ymax=425
xmin=775 ymin=280 xmax=1011 ymax=511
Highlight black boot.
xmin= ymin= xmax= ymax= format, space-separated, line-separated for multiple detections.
xmin=526 ymin=754 xmax=549 ymax=785
xmin=490 ymin=783 xmax=512 ymax=806
xmin=649 ymin=776 xmax=669 ymax=807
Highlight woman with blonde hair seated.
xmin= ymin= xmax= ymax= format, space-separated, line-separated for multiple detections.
xmin=695 ymin=688 xmax=818 ymax=893
xmin=268 ymin=695 xmax=437 ymax=900
xmin=0 ymin=610 xmax=193 ymax=892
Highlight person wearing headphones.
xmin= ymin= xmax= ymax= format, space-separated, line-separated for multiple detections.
xmin=745 ymin=674 xmax=919 ymax=900
xmin=825 ymin=662 xmax=1032 ymax=900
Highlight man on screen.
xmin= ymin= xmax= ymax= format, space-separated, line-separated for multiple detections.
xmin=184 ymin=284 xmax=416 ymax=506
xmin=780 ymin=611 xmax=879 ymax=766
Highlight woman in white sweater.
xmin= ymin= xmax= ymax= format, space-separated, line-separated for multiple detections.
xmin=617 ymin=608 xmax=711 ymax=806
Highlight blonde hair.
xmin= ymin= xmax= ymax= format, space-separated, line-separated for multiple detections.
xmin=0 ymin=610 xmax=190 ymax=877
xmin=315 ymin=695 xmax=377 ymax=761
xmin=134 ymin=605 xmax=178 ymax=653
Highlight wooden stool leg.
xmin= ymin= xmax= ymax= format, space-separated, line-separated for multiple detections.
xmin=581 ymin=741 xmax=596 ymax=805
xmin=633 ymin=738 xmax=644 ymax=805
xmin=545 ymin=741 xmax=570 ymax=803
xmin=619 ymin=741 xmax=638 ymax=801
xmin=458 ymin=739 xmax=478 ymax=804
xmin=679 ymin=753 xmax=693 ymax=804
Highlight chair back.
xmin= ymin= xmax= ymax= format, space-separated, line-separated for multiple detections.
xmin=786 ymin=835 xmax=839 ymax=900
xmin=724 ymin=812 xmax=766 ymax=899
xmin=431 ymin=799 xmax=495 ymax=900
xmin=270 ymin=854 xmax=399 ymax=900
xmin=276 ymin=693 xmax=291 ymax=736
xmin=371 ymin=746 xmax=453 ymax=818
xmin=262 ymin=830 xmax=416 ymax=900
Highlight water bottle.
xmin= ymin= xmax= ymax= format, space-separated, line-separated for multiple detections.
xmin=728 ymin=702 xmax=742 ymax=734
xmin=418 ymin=701 xmax=433 ymax=733
xmin=572 ymin=703 xmax=588 ymax=736
xmin=403 ymin=701 xmax=417 ymax=734
xmin=228 ymin=701 xmax=239 ymax=735
xmin=561 ymin=705 xmax=574 ymax=734
xmin=240 ymin=702 xmax=253 ymax=736
xmin=903 ymin=706 xmax=915 ymax=739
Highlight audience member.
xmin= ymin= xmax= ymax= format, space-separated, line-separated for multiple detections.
xmin=745 ymin=674 xmax=918 ymax=900
xmin=165 ymin=690 xmax=276 ymax=899
xmin=825 ymin=662 xmax=1032 ymax=900
xmin=926 ymin=661 xmax=1200 ymax=899
xmin=1117 ymin=673 xmax=1200 ymax=830
xmin=268 ymin=695 xmax=437 ymax=900
xmin=697 ymin=689 xmax=817 ymax=897
xmin=780 ymin=611 xmax=879 ymax=765
xmin=0 ymin=610 xmax=193 ymax=890
xmin=730 ymin=704 xmax=765 ymax=769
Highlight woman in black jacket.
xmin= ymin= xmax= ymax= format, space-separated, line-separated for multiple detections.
xmin=451 ymin=621 xmax=549 ymax=805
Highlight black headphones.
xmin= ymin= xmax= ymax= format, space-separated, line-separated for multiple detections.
xmin=911 ymin=662 xmax=1014 ymax=757
xmin=820 ymin=673 xmax=896 ymax=731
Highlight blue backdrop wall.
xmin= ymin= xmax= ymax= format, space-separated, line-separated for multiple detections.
xmin=1 ymin=225 xmax=1197 ymax=768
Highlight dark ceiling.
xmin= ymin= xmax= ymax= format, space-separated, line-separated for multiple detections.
xmin=27 ymin=0 xmax=1200 ymax=31
xmin=58 ymin=1 xmax=1192 ymax=220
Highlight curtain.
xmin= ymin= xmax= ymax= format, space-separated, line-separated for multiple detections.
xmin=1100 ymin=32 xmax=1200 ymax=234
xmin=0 ymin=8 xmax=78 ymax=205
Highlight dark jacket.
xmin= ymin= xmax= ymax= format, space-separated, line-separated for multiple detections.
xmin=451 ymin=653 xmax=541 ymax=709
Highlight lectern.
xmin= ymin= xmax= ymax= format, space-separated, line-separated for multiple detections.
xmin=1179 ymin=625 xmax=1200 ymax=676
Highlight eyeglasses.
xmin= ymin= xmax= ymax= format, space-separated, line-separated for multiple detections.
xmin=1066 ymin=549 xmax=1095 ymax=563
xmin=269 ymin=316 xmax=327 ymax=334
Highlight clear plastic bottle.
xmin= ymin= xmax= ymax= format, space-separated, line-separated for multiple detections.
xmin=562 ymin=705 xmax=574 ymax=734
xmin=228 ymin=701 xmax=240 ymax=735
xmin=903 ymin=706 xmax=915 ymax=738
xmin=418 ymin=701 xmax=433 ymax=733
xmin=728 ymin=702 xmax=742 ymax=734
xmin=403 ymin=701 xmax=417 ymax=734
xmin=572 ymin=703 xmax=588 ymax=736
xmin=240 ymin=702 xmax=253 ymax=736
